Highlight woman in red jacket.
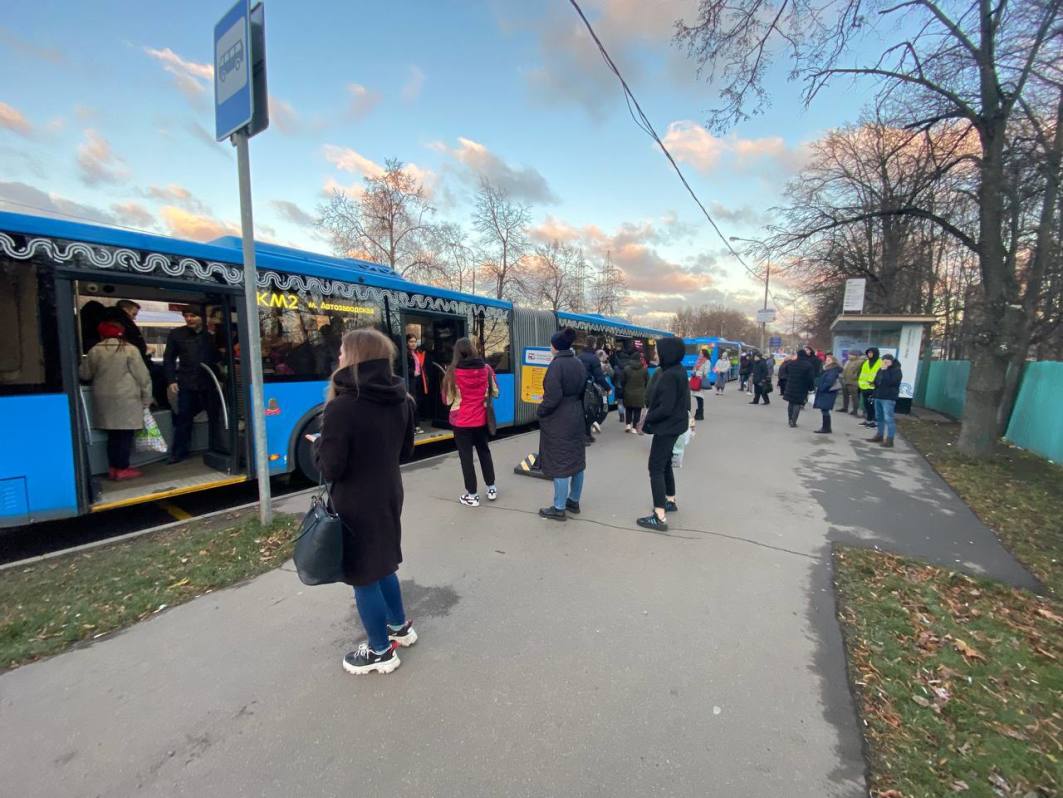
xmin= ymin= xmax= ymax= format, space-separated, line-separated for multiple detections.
xmin=442 ymin=337 xmax=499 ymax=507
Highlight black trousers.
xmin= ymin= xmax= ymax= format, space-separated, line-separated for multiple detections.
xmin=787 ymin=402 xmax=804 ymax=425
xmin=172 ymin=387 xmax=217 ymax=461
xmin=753 ymin=384 xmax=770 ymax=404
xmin=453 ymin=426 xmax=495 ymax=495
xmin=861 ymin=389 xmax=876 ymax=422
xmin=820 ymin=410 xmax=832 ymax=432
xmin=628 ymin=406 xmax=643 ymax=426
xmin=648 ymin=433 xmax=679 ymax=509
xmin=106 ymin=429 xmax=134 ymax=470
xmin=693 ymin=395 xmax=704 ymax=418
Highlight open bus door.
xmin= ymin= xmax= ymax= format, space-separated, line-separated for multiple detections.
xmin=66 ymin=278 xmax=249 ymax=512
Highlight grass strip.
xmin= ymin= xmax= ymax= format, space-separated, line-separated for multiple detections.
xmin=834 ymin=546 xmax=1062 ymax=798
xmin=0 ymin=510 xmax=297 ymax=670
xmin=899 ymin=417 xmax=1063 ymax=598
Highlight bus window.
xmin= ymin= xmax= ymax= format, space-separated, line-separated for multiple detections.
xmin=257 ymin=292 xmax=382 ymax=381
xmin=480 ymin=315 xmax=512 ymax=373
xmin=0 ymin=261 xmax=60 ymax=394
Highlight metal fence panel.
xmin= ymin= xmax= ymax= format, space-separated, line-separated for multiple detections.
xmin=921 ymin=360 xmax=971 ymax=418
xmin=1005 ymin=361 xmax=1063 ymax=463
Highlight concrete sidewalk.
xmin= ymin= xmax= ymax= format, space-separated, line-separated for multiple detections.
xmin=0 ymin=390 xmax=1035 ymax=797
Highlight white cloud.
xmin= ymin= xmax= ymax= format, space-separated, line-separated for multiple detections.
xmin=348 ymin=83 xmax=381 ymax=120
xmin=322 ymin=145 xmax=386 ymax=179
xmin=142 ymin=184 xmax=209 ymax=214
xmin=271 ymin=199 xmax=316 ymax=227
xmin=661 ymin=121 xmax=798 ymax=173
xmin=76 ymin=129 xmax=129 ymax=186
xmin=0 ymin=101 xmax=32 ymax=137
xmin=402 ymin=66 xmax=425 ymax=102
xmin=110 ymin=201 xmax=156 ymax=229
xmin=143 ymin=46 xmax=213 ymax=104
xmin=160 ymin=206 xmax=239 ymax=242
xmin=430 ymin=137 xmax=557 ymax=203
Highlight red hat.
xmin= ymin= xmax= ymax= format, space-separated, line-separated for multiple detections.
xmin=97 ymin=321 xmax=125 ymax=339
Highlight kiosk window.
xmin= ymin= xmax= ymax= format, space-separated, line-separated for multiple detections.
xmin=258 ymin=291 xmax=382 ymax=381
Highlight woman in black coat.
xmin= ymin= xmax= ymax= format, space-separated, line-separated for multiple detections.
xmin=782 ymin=349 xmax=817 ymax=428
xmin=812 ymin=354 xmax=842 ymax=434
xmin=317 ymin=329 xmax=417 ymax=676
xmin=537 ymin=328 xmax=588 ymax=521
xmin=749 ymin=353 xmax=773 ymax=405
xmin=637 ymin=336 xmax=690 ymax=532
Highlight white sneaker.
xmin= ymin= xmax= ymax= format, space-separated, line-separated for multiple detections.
xmin=486 ymin=486 xmax=498 ymax=501
xmin=592 ymin=421 xmax=601 ymax=433
xmin=625 ymin=425 xmax=632 ymax=433
xmin=460 ymin=493 xmax=480 ymax=507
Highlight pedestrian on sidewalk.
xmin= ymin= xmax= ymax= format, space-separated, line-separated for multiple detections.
xmin=610 ymin=344 xmax=629 ymax=423
xmin=713 ymin=352 xmax=731 ymax=395
xmin=858 ymin=347 xmax=883 ymax=427
xmin=777 ymin=353 xmax=794 ymax=398
xmin=538 ymin=328 xmax=588 ymax=521
xmin=739 ymin=353 xmax=752 ymax=392
xmin=749 ymin=352 xmax=772 ymax=405
xmin=813 ymin=354 xmax=842 ymax=434
xmin=623 ymin=355 xmax=649 ymax=432
xmin=636 ymin=337 xmax=690 ymax=532
xmin=79 ymin=321 xmax=153 ymax=480
xmin=783 ymin=350 xmax=817 ymax=428
xmin=690 ymin=347 xmax=711 ymax=420
xmin=442 ymin=337 xmax=499 ymax=507
xmin=317 ymin=329 xmax=417 ymax=676
xmin=841 ymin=350 xmax=864 ymax=416
xmin=869 ymin=353 xmax=902 ymax=447
xmin=578 ymin=338 xmax=611 ymax=441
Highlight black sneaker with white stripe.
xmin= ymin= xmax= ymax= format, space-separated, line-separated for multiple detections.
xmin=343 ymin=642 xmax=400 ymax=675
xmin=387 ymin=620 xmax=418 ymax=647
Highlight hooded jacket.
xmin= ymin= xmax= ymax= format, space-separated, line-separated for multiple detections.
xmin=316 ymin=359 xmax=416 ymax=586
xmin=782 ymin=350 xmax=817 ymax=403
xmin=858 ymin=348 xmax=883 ymax=390
xmin=643 ymin=337 xmax=690 ymax=436
xmin=537 ymin=348 xmax=587 ymax=478
xmin=874 ymin=358 xmax=903 ymax=402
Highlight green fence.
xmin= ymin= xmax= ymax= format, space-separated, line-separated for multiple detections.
xmin=921 ymin=361 xmax=971 ymax=419
xmin=1005 ymin=361 xmax=1063 ymax=463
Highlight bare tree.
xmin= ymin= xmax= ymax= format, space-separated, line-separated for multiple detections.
xmin=522 ymin=240 xmax=587 ymax=312
xmin=420 ymin=222 xmax=478 ymax=293
xmin=473 ymin=177 xmax=531 ymax=300
xmin=318 ymin=158 xmax=436 ymax=280
xmin=590 ymin=251 xmax=628 ymax=316
xmin=673 ymin=304 xmax=764 ymax=342
xmin=676 ymin=0 xmax=1063 ymax=457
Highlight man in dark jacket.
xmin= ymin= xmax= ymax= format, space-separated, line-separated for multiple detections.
xmin=750 ymin=353 xmax=772 ymax=405
xmin=869 ymin=354 xmax=902 ymax=447
xmin=782 ymin=350 xmax=817 ymax=428
xmin=164 ymin=307 xmax=220 ymax=463
xmin=538 ymin=328 xmax=588 ymax=521
xmin=637 ymin=336 xmax=690 ymax=532
xmin=610 ymin=342 xmax=631 ymax=423
xmin=577 ymin=339 xmax=611 ymax=441
xmin=739 ymin=354 xmax=753 ymax=392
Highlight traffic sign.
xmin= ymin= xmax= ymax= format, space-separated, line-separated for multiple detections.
xmin=756 ymin=308 xmax=776 ymax=323
xmin=769 ymin=336 xmax=782 ymax=348
xmin=214 ymin=0 xmax=253 ymax=141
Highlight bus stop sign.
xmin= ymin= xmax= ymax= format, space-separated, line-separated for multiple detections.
xmin=214 ymin=0 xmax=253 ymax=140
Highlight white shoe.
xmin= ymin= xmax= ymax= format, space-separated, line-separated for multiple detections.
xmin=460 ymin=493 xmax=480 ymax=507
xmin=625 ymin=425 xmax=632 ymax=433
xmin=486 ymin=486 xmax=498 ymax=501
xmin=592 ymin=421 xmax=601 ymax=433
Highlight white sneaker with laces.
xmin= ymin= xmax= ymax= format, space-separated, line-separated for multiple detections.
xmin=592 ymin=421 xmax=601 ymax=433
xmin=486 ymin=486 xmax=498 ymax=501
xmin=460 ymin=493 xmax=480 ymax=507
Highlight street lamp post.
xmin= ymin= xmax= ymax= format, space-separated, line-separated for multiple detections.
xmin=729 ymin=237 xmax=770 ymax=352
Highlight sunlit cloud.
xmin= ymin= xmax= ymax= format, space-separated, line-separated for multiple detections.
xmin=429 ymin=137 xmax=557 ymax=203
xmin=76 ymin=129 xmax=130 ymax=186
xmin=142 ymin=184 xmax=209 ymax=214
xmin=0 ymin=102 xmax=32 ymax=137
xmin=160 ymin=205 xmax=239 ymax=242
xmin=322 ymin=145 xmax=386 ymax=179
xmin=662 ymin=121 xmax=801 ymax=173
xmin=110 ymin=201 xmax=156 ymax=229
xmin=143 ymin=46 xmax=213 ymax=104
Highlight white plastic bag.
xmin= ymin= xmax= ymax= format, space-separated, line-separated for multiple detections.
xmin=671 ymin=428 xmax=692 ymax=469
xmin=135 ymin=408 xmax=168 ymax=454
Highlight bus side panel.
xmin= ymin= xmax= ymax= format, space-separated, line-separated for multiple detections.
xmin=494 ymin=373 xmax=515 ymax=427
xmin=261 ymin=381 xmax=328 ymax=474
xmin=0 ymin=394 xmax=78 ymax=525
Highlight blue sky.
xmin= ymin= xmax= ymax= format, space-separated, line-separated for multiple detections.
xmin=0 ymin=0 xmax=877 ymax=324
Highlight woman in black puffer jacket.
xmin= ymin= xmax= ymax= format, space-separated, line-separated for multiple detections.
xmin=637 ymin=337 xmax=690 ymax=532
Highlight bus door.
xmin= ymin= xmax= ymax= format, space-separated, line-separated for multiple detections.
xmin=69 ymin=280 xmax=248 ymax=512
xmin=401 ymin=310 xmax=467 ymax=437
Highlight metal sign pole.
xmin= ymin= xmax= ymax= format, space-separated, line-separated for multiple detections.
xmin=233 ymin=130 xmax=272 ymax=525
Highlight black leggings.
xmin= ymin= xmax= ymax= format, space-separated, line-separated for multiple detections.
xmin=106 ymin=429 xmax=134 ymax=470
xmin=787 ymin=402 xmax=804 ymax=425
xmin=753 ymin=384 xmax=770 ymax=404
xmin=648 ymin=433 xmax=679 ymax=509
xmin=862 ymin=389 xmax=876 ymax=422
xmin=453 ymin=425 xmax=495 ymax=495
xmin=694 ymin=395 xmax=704 ymax=417
xmin=628 ymin=406 xmax=643 ymax=426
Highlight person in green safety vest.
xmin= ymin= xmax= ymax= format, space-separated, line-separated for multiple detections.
xmin=857 ymin=347 xmax=883 ymax=427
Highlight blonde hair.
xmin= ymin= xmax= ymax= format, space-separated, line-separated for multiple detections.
xmin=326 ymin=328 xmax=397 ymax=402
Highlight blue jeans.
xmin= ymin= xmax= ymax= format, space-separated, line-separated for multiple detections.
xmin=553 ymin=470 xmax=585 ymax=509
xmin=875 ymin=399 xmax=896 ymax=439
xmin=353 ymin=571 xmax=406 ymax=653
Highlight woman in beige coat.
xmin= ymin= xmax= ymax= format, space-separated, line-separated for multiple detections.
xmin=79 ymin=321 xmax=153 ymax=480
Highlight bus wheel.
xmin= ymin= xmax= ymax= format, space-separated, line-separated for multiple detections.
xmin=295 ymin=414 xmax=323 ymax=484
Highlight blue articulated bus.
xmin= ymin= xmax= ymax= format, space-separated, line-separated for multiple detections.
xmin=682 ymin=337 xmax=744 ymax=383
xmin=0 ymin=211 xmax=670 ymax=526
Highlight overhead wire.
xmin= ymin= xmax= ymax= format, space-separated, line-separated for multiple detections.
xmin=566 ymin=0 xmax=792 ymax=315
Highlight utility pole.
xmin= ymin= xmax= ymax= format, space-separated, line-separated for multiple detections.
xmin=760 ymin=262 xmax=770 ymax=354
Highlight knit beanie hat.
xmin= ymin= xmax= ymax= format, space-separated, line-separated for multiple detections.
xmin=551 ymin=327 xmax=576 ymax=350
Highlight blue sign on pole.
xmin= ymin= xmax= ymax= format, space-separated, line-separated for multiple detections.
xmin=769 ymin=336 xmax=783 ymax=349
xmin=214 ymin=0 xmax=253 ymax=141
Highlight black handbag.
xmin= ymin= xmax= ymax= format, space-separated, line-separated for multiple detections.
xmin=292 ymin=486 xmax=346 ymax=586
xmin=484 ymin=369 xmax=497 ymax=436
